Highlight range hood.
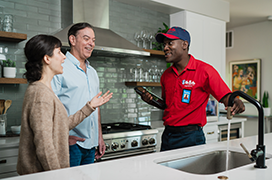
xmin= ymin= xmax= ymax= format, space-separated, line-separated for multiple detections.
xmin=54 ymin=0 xmax=150 ymax=56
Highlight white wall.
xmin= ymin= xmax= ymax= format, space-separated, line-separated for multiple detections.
xmin=153 ymin=0 xmax=229 ymax=22
xmin=226 ymin=21 xmax=272 ymax=136
xmin=226 ymin=21 xmax=272 ymax=116
xmin=170 ymin=10 xmax=226 ymax=79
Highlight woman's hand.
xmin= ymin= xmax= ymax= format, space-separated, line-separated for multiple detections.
xmin=90 ymin=90 xmax=113 ymax=109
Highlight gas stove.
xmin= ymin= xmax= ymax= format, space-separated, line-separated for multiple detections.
xmin=100 ymin=122 xmax=158 ymax=161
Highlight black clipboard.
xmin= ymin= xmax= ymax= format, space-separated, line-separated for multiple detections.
xmin=134 ymin=86 xmax=166 ymax=109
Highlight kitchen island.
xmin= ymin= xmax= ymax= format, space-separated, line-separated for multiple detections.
xmin=2 ymin=132 xmax=272 ymax=180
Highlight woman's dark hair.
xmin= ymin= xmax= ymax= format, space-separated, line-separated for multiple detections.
xmin=68 ymin=22 xmax=94 ymax=46
xmin=24 ymin=34 xmax=62 ymax=83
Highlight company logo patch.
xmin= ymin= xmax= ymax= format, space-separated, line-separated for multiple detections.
xmin=182 ymin=79 xmax=196 ymax=88
xmin=182 ymin=89 xmax=191 ymax=104
xmin=168 ymin=28 xmax=176 ymax=34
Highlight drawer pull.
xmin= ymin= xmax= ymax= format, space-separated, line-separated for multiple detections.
xmin=207 ymin=131 xmax=214 ymax=135
xmin=0 ymin=159 xmax=7 ymax=164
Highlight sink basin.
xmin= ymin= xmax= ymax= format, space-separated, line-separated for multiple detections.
xmin=158 ymin=150 xmax=270 ymax=174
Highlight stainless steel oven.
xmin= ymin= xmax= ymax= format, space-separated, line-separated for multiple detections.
xmin=97 ymin=122 xmax=158 ymax=161
xmin=218 ymin=123 xmax=242 ymax=141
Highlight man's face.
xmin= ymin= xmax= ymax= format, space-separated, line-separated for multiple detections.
xmin=70 ymin=27 xmax=95 ymax=61
xmin=163 ymin=38 xmax=186 ymax=63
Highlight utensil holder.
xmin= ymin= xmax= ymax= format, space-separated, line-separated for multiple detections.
xmin=0 ymin=114 xmax=7 ymax=133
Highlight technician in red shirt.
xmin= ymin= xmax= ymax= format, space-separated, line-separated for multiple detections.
xmin=141 ymin=26 xmax=245 ymax=151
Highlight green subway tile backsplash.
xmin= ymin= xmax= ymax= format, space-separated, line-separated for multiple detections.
xmin=0 ymin=0 xmax=169 ymax=130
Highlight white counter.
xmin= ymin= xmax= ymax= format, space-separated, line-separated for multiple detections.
xmin=0 ymin=117 xmax=246 ymax=148
xmin=0 ymin=137 xmax=19 ymax=148
xmin=3 ymin=133 xmax=272 ymax=179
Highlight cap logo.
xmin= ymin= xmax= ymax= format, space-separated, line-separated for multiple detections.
xmin=167 ymin=28 xmax=176 ymax=34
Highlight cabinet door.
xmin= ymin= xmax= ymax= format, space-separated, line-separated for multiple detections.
xmin=155 ymin=127 xmax=165 ymax=152
xmin=0 ymin=148 xmax=18 ymax=176
xmin=203 ymin=124 xmax=218 ymax=143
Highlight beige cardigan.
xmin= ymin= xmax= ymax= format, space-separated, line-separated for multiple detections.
xmin=17 ymin=81 xmax=94 ymax=175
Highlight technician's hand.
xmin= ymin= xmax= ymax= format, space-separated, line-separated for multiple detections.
xmin=224 ymin=97 xmax=245 ymax=115
xmin=68 ymin=135 xmax=85 ymax=146
xmin=141 ymin=90 xmax=153 ymax=104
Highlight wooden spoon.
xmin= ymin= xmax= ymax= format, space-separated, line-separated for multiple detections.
xmin=0 ymin=100 xmax=5 ymax=115
xmin=3 ymin=100 xmax=12 ymax=114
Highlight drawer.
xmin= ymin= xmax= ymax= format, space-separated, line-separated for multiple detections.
xmin=0 ymin=156 xmax=18 ymax=173
xmin=0 ymin=148 xmax=18 ymax=158
xmin=0 ymin=171 xmax=18 ymax=179
xmin=203 ymin=125 xmax=218 ymax=141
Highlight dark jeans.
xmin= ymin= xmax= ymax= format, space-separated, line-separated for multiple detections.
xmin=161 ymin=125 xmax=206 ymax=151
xmin=69 ymin=144 xmax=96 ymax=167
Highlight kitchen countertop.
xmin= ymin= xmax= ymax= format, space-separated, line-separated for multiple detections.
xmin=0 ymin=136 xmax=19 ymax=149
xmin=0 ymin=117 xmax=246 ymax=148
xmin=3 ymin=133 xmax=271 ymax=180
xmin=4 ymin=122 xmax=271 ymax=180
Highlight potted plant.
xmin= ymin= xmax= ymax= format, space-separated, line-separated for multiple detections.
xmin=153 ymin=23 xmax=172 ymax=68
xmin=3 ymin=59 xmax=16 ymax=78
xmin=262 ymin=91 xmax=270 ymax=116
xmin=152 ymin=22 xmax=169 ymax=51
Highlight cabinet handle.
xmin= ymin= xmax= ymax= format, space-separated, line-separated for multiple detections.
xmin=0 ymin=159 xmax=7 ymax=164
xmin=207 ymin=131 xmax=214 ymax=135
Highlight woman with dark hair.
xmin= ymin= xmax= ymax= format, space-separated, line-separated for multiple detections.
xmin=17 ymin=34 xmax=112 ymax=175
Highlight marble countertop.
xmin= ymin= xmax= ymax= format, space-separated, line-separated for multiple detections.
xmin=0 ymin=136 xmax=19 ymax=149
xmin=3 ymin=132 xmax=272 ymax=180
xmin=0 ymin=117 xmax=247 ymax=149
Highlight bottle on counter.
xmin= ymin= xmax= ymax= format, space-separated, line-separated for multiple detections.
xmin=0 ymin=119 xmax=6 ymax=136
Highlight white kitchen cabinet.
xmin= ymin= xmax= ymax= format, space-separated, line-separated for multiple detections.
xmin=203 ymin=124 xmax=218 ymax=143
xmin=155 ymin=127 xmax=164 ymax=152
xmin=155 ymin=123 xmax=218 ymax=152
xmin=0 ymin=142 xmax=19 ymax=178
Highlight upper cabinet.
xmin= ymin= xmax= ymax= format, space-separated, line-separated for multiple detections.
xmin=0 ymin=31 xmax=27 ymax=42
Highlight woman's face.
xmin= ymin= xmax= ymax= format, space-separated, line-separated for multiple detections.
xmin=49 ymin=47 xmax=66 ymax=75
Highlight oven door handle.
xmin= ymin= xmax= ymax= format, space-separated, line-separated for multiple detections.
xmin=99 ymin=147 xmax=156 ymax=161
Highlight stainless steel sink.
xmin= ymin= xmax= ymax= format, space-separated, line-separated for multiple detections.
xmin=158 ymin=150 xmax=270 ymax=174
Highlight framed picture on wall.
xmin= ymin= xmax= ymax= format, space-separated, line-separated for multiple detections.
xmin=230 ymin=59 xmax=261 ymax=102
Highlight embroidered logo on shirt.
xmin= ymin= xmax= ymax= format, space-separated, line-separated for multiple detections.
xmin=182 ymin=79 xmax=196 ymax=88
xmin=182 ymin=89 xmax=191 ymax=104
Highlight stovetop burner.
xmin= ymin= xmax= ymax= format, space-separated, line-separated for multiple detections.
xmin=102 ymin=122 xmax=151 ymax=134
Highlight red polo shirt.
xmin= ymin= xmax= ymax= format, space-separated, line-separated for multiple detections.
xmin=161 ymin=55 xmax=231 ymax=127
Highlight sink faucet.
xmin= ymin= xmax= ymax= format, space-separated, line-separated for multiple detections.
xmin=227 ymin=90 xmax=267 ymax=169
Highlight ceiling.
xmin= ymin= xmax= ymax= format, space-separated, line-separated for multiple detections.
xmin=225 ymin=0 xmax=272 ymax=29
xmin=115 ymin=0 xmax=272 ymax=29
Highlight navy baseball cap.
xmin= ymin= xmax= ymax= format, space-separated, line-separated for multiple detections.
xmin=155 ymin=26 xmax=190 ymax=46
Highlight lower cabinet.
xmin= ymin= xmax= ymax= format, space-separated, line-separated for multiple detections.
xmin=203 ymin=124 xmax=219 ymax=143
xmin=155 ymin=120 xmax=244 ymax=151
xmin=155 ymin=124 xmax=218 ymax=152
xmin=155 ymin=127 xmax=164 ymax=152
xmin=0 ymin=147 xmax=19 ymax=179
